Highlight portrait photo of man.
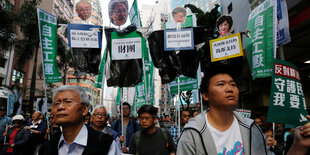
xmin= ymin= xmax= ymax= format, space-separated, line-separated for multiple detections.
xmin=76 ymin=1 xmax=92 ymax=21
xmin=108 ymin=0 xmax=129 ymax=26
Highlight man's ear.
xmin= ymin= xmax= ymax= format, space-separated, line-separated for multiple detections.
xmin=82 ymin=105 xmax=88 ymax=116
xmin=202 ymin=92 xmax=209 ymax=102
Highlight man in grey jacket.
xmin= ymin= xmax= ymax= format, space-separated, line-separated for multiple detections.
xmin=177 ymin=67 xmax=267 ymax=155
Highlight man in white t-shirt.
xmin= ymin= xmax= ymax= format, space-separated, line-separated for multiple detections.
xmin=177 ymin=66 xmax=266 ymax=155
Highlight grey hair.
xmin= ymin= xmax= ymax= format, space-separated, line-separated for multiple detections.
xmin=172 ymin=7 xmax=187 ymax=17
xmin=108 ymin=0 xmax=128 ymax=20
xmin=52 ymin=85 xmax=90 ymax=106
xmin=91 ymin=105 xmax=108 ymax=116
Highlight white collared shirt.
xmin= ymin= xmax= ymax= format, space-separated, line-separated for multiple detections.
xmin=57 ymin=124 xmax=120 ymax=155
xmin=58 ymin=124 xmax=88 ymax=155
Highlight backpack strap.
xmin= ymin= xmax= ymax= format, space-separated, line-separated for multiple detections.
xmin=135 ymin=131 xmax=141 ymax=155
xmin=159 ymin=128 xmax=169 ymax=148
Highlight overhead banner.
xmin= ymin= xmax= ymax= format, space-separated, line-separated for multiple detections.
xmin=245 ymin=0 xmax=276 ymax=80
xmin=164 ymin=28 xmax=194 ymax=51
xmin=169 ymin=75 xmax=198 ymax=94
xmin=209 ymin=33 xmax=243 ymax=62
xmin=129 ymin=0 xmax=142 ymax=28
xmin=276 ymin=0 xmax=291 ymax=45
xmin=36 ymin=98 xmax=48 ymax=115
xmin=37 ymin=8 xmax=62 ymax=83
xmin=267 ymin=59 xmax=308 ymax=126
xmin=111 ymin=31 xmax=142 ymax=60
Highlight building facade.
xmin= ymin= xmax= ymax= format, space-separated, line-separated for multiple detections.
xmin=170 ymin=0 xmax=220 ymax=12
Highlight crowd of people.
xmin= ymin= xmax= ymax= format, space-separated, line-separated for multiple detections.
xmin=0 ymin=67 xmax=310 ymax=155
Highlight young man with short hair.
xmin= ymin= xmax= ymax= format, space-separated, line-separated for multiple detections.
xmin=170 ymin=110 xmax=190 ymax=145
xmin=129 ymin=105 xmax=176 ymax=155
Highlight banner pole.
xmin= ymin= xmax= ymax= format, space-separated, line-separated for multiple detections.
xmin=178 ymin=77 xmax=181 ymax=137
xmin=120 ymin=87 xmax=125 ymax=147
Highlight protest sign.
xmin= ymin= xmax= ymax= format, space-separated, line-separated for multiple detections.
xmin=68 ymin=24 xmax=102 ymax=48
xmin=245 ymin=0 xmax=276 ymax=80
xmin=209 ymin=33 xmax=243 ymax=62
xmin=164 ymin=28 xmax=194 ymax=51
xmin=37 ymin=8 xmax=62 ymax=83
xmin=267 ymin=59 xmax=308 ymax=126
xmin=111 ymin=31 xmax=142 ymax=60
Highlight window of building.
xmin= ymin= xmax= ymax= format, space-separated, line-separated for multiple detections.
xmin=12 ymin=69 xmax=24 ymax=84
xmin=0 ymin=77 xmax=4 ymax=85
xmin=0 ymin=57 xmax=6 ymax=68
xmin=228 ymin=3 xmax=232 ymax=14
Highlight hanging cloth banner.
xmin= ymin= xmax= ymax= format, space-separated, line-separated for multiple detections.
xmin=7 ymin=89 xmax=22 ymax=116
xmin=129 ymin=0 xmax=142 ymax=28
xmin=245 ymin=0 xmax=276 ymax=80
xmin=104 ymin=25 xmax=143 ymax=87
xmin=276 ymin=0 xmax=291 ymax=45
xmin=36 ymin=98 xmax=48 ymax=115
xmin=94 ymin=48 xmax=108 ymax=88
xmin=67 ymin=24 xmax=103 ymax=74
xmin=267 ymin=59 xmax=308 ymax=126
xmin=169 ymin=75 xmax=198 ymax=94
xmin=37 ymin=8 xmax=62 ymax=83
xmin=209 ymin=33 xmax=243 ymax=62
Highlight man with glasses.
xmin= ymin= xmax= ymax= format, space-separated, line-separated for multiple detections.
xmin=38 ymin=85 xmax=118 ymax=155
xmin=108 ymin=0 xmax=128 ymax=26
xmin=170 ymin=110 xmax=191 ymax=145
xmin=111 ymin=102 xmax=139 ymax=153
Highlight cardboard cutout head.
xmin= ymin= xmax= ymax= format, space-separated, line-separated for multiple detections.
xmin=76 ymin=1 xmax=92 ymax=21
xmin=108 ymin=0 xmax=128 ymax=26
xmin=172 ymin=7 xmax=187 ymax=24
xmin=216 ymin=15 xmax=233 ymax=36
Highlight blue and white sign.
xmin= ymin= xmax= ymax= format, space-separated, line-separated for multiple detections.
xmin=276 ymin=0 xmax=291 ymax=45
xmin=68 ymin=24 xmax=102 ymax=48
xmin=164 ymin=28 xmax=194 ymax=51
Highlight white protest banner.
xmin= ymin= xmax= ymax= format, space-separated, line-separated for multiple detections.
xmin=111 ymin=31 xmax=142 ymax=60
xmin=209 ymin=33 xmax=243 ymax=62
xmin=111 ymin=37 xmax=142 ymax=60
xmin=164 ymin=28 xmax=194 ymax=51
xmin=68 ymin=24 xmax=102 ymax=48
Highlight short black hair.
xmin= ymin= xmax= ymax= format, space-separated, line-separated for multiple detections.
xmin=181 ymin=110 xmax=190 ymax=117
xmin=138 ymin=105 xmax=158 ymax=118
xmin=200 ymin=66 xmax=236 ymax=95
xmin=119 ymin=102 xmax=131 ymax=110
xmin=216 ymin=15 xmax=233 ymax=30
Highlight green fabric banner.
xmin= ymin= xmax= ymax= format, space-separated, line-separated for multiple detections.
xmin=116 ymin=87 xmax=121 ymax=106
xmin=245 ymin=0 xmax=276 ymax=80
xmin=94 ymin=48 xmax=107 ymax=88
xmin=267 ymin=59 xmax=308 ymax=126
xmin=37 ymin=8 xmax=62 ymax=83
xmin=129 ymin=0 xmax=142 ymax=28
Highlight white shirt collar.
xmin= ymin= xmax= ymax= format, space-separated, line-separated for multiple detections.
xmin=32 ymin=119 xmax=41 ymax=124
xmin=58 ymin=124 xmax=88 ymax=148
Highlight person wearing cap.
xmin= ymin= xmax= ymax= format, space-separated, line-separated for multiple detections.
xmin=38 ymin=85 xmax=118 ymax=155
xmin=24 ymin=113 xmax=32 ymax=124
xmin=0 ymin=107 xmax=13 ymax=146
xmin=1 ymin=115 xmax=30 ymax=155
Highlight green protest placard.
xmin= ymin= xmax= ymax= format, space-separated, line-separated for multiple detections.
xmin=129 ymin=0 xmax=142 ymax=28
xmin=37 ymin=8 xmax=62 ymax=83
xmin=95 ymin=48 xmax=107 ymax=88
xmin=245 ymin=0 xmax=276 ymax=80
xmin=267 ymin=59 xmax=308 ymax=126
xmin=169 ymin=75 xmax=198 ymax=94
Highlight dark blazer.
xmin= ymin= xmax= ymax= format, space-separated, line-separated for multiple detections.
xmin=38 ymin=125 xmax=114 ymax=155
xmin=0 ymin=125 xmax=30 ymax=155
xmin=26 ymin=120 xmax=47 ymax=144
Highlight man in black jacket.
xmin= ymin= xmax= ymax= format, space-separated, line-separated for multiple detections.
xmin=38 ymin=85 xmax=118 ymax=155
